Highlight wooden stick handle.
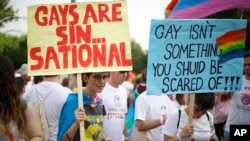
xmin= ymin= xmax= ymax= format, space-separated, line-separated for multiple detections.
xmin=187 ymin=94 xmax=195 ymax=141
xmin=77 ymin=73 xmax=85 ymax=141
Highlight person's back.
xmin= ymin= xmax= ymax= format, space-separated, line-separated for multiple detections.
xmin=100 ymin=71 xmax=129 ymax=141
xmin=25 ymin=75 xmax=72 ymax=141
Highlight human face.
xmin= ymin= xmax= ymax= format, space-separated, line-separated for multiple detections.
xmin=244 ymin=56 xmax=250 ymax=77
xmin=86 ymin=72 xmax=109 ymax=93
xmin=118 ymin=71 xmax=128 ymax=83
xmin=193 ymin=105 xmax=207 ymax=119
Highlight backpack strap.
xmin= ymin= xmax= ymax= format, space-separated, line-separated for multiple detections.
xmin=205 ymin=112 xmax=209 ymax=121
xmin=35 ymin=85 xmax=59 ymax=102
xmin=177 ymin=109 xmax=181 ymax=129
xmin=176 ymin=110 xmax=210 ymax=129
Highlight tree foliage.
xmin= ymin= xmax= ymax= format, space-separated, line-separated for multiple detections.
xmin=0 ymin=33 xmax=27 ymax=69
xmin=130 ymin=39 xmax=148 ymax=74
xmin=0 ymin=0 xmax=18 ymax=28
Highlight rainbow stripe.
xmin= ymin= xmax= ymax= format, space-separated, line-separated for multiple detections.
xmin=167 ymin=0 xmax=250 ymax=19
xmin=216 ymin=28 xmax=246 ymax=64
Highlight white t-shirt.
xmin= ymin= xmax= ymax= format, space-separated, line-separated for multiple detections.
xmin=225 ymin=75 xmax=250 ymax=132
xmin=24 ymin=81 xmax=72 ymax=141
xmin=134 ymin=92 xmax=173 ymax=141
xmin=162 ymin=106 xmax=215 ymax=141
xmin=99 ymin=83 xmax=128 ymax=141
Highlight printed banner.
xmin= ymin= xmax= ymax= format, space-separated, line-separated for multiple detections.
xmin=27 ymin=1 xmax=132 ymax=75
xmin=147 ymin=19 xmax=247 ymax=95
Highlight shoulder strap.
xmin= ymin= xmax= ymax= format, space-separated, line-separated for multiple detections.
xmin=177 ymin=109 xmax=181 ymax=129
xmin=205 ymin=112 xmax=209 ymax=121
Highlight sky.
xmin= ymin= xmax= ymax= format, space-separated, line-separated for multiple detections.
xmin=2 ymin=0 xmax=170 ymax=50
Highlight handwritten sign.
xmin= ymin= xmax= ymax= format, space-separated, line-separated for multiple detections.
xmin=27 ymin=1 xmax=132 ymax=75
xmin=147 ymin=19 xmax=247 ymax=95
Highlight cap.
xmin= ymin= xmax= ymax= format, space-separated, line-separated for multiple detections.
xmin=16 ymin=64 xmax=28 ymax=75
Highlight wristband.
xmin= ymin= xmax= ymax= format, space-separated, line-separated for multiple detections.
xmin=66 ymin=132 xmax=73 ymax=140
xmin=176 ymin=132 xmax=183 ymax=140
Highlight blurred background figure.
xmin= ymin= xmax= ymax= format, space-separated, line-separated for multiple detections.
xmin=121 ymin=71 xmax=135 ymax=108
xmin=213 ymin=92 xmax=232 ymax=141
xmin=126 ymin=69 xmax=147 ymax=139
xmin=16 ymin=63 xmax=33 ymax=98
xmin=61 ymin=77 xmax=73 ymax=89
xmin=15 ymin=75 xmax=26 ymax=96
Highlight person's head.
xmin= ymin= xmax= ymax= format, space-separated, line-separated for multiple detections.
xmin=33 ymin=75 xmax=44 ymax=84
xmin=61 ymin=77 xmax=70 ymax=88
xmin=176 ymin=94 xmax=185 ymax=106
xmin=15 ymin=76 xmax=26 ymax=95
xmin=193 ymin=93 xmax=215 ymax=118
xmin=82 ymin=72 xmax=109 ymax=95
xmin=16 ymin=63 xmax=31 ymax=84
xmin=0 ymin=55 xmax=26 ymax=136
xmin=109 ymin=71 xmax=128 ymax=87
xmin=244 ymin=50 xmax=250 ymax=77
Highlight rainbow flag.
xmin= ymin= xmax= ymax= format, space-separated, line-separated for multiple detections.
xmin=216 ymin=28 xmax=246 ymax=64
xmin=167 ymin=0 xmax=250 ymax=19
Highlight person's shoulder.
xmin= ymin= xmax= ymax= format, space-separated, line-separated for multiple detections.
xmin=206 ymin=110 xmax=214 ymax=119
xmin=135 ymin=91 xmax=147 ymax=101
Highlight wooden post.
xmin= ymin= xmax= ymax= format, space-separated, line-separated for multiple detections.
xmin=187 ymin=94 xmax=195 ymax=141
xmin=77 ymin=73 xmax=85 ymax=141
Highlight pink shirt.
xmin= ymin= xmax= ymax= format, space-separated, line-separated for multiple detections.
xmin=213 ymin=95 xmax=231 ymax=123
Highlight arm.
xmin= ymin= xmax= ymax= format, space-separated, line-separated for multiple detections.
xmin=134 ymin=93 xmax=166 ymax=131
xmin=136 ymin=118 xmax=162 ymax=131
xmin=210 ymin=134 xmax=219 ymax=141
xmin=62 ymin=107 xmax=85 ymax=141
xmin=164 ymin=123 xmax=194 ymax=141
xmin=123 ymin=122 xmax=128 ymax=140
xmin=25 ymin=102 xmax=44 ymax=141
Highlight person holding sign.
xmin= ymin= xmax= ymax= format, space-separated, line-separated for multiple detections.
xmin=57 ymin=72 xmax=109 ymax=141
xmin=163 ymin=93 xmax=218 ymax=141
xmin=0 ymin=55 xmax=44 ymax=141
xmin=223 ymin=50 xmax=250 ymax=141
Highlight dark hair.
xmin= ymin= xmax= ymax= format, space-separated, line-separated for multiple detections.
xmin=81 ymin=73 xmax=91 ymax=87
xmin=15 ymin=76 xmax=25 ymax=94
xmin=62 ymin=78 xmax=70 ymax=87
xmin=176 ymin=94 xmax=185 ymax=105
xmin=244 ymin=50 xmax=250 ymax=58
xmin=34 ymin=76 xmax=43 ymax=84
xmin=0 ymin=55 xmax=27 ymax=137
xmin=44 ymin=75 xmax=58 ymax=77
xmin=195 ymin=93 xmax=215 ymax=110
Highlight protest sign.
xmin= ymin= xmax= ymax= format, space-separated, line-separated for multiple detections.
xmin=147 ymin=19 xmax=247 ymax=95
xmin=27 ymin=1 xmax=132 ymax=75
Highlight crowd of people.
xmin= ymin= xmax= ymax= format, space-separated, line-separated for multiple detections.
xmin=1 ymin=49 xmax=250 ymax=141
